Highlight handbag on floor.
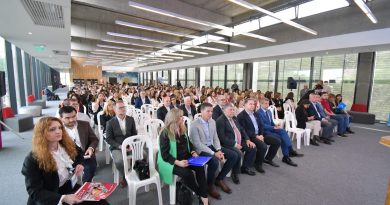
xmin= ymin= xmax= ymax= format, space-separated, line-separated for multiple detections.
xmin=176 ymin=179 xmax=194 ymax=205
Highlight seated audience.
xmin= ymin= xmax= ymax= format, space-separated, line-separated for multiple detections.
xmin=157 ymin=96 xmax=174 ymax=121
xmin=216 ymin=103 xmax=258 ymax=182
xmin=106 ymin=101 xmax=137 ymax=188
xmin=134 ymin=90 xmax=151 ymax=109
xmin=100 ymin=100 xmax=116 ymax=133
xmin=257 ymin=98 xmax=303 ymax=167
xmin=21 ymin=117 xmax=108 ymax=205
xmin=212 ymin=95 xmax=227 ymax=120
xmin=190 ymin=103 xmax=240 ymax=199
xmin=180 ymin=96 xmax=197 ymax=120
xmin=157 ymin=108 xmax=209 ymax=205
xmin=295 ymin=99 xmax=322 ymax=146
xmin=237 ymin=98 xmax=281 ymax=171
xmin=320 ymin=92 xmax=349 ymax=137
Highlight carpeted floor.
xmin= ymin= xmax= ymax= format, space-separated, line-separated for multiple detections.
xmin=0 ymin=89 xmax=389 ymax=205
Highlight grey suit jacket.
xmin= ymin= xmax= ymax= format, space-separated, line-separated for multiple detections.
xmin=189 ymin=118 xmax=221 ymax=155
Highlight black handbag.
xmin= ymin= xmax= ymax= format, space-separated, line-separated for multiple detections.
xmin=176 ymin=179 xmax=194 ymax=205
xmin=133 ymin=159 xmax=150 ymax=180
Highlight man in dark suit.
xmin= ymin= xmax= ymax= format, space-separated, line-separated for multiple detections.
xmin=157 ymin=96 xmax=174 ymax=121
xmin=180 ymin=96 xmax=197 ymax=120
xmin=106 ymin=100 xmax=137 ymax=187
xmin=212 ymin=95 xmax=226 ymax=120
xmin=237 ymin=98 xmax=281 ymax=172
xmin=134 ymin=90 xmax=151 ymax=109
xmin=59 ymin=106 xmax=99 ymax=182
xmin=216 ymin=103 xmax=257 ymax=183
xmin=307 ymin=93 xmax=335 ymax=144
xmin=257 ymin=98 xmax=303 ymax=167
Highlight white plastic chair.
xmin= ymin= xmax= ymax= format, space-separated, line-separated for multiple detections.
xmin=284 ymin=111 xmax=310 ymax=149
xmin=194 ymin=113 xmax=202 ymax=120
xmin=141 ymin=104 xmax=153 ymax=113
xmin=96 ymin=111 xmax=104 ymax=152
xmin=121 ymin=135 xmax=163 ymax=205
xmin=283 ymin=103 xmax=293 ymax=113
xmin=182 ymin=116 xmax=191 ymax=136
xmin=147 ymin=107 xmax=159 ymax=119
xmin=269 ymin=105 xmax=284 ymax=128
xmin=143 ymin=119 xmax=165 ymax=146
xmin=83 ymin=105 xmax=87 ymax=114
xmin=134 ymin=113 xmax=151 ymax=134
xmin=169 ymin=175 xmax=179 ymax=205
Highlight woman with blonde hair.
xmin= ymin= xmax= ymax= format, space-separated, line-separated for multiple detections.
xmin=21 ymin=117 xmax=109 ymax=205
xmin=157 ymin=109 xmax=209 ymax=205
xmin=100 ymin=100 xmax=116 ymax=133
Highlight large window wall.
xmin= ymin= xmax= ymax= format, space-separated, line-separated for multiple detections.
xmin=277 ymin=57 xmax=311 ymax=101
xmin=200 ymin=66 xmax=211 ymax=87
xmin=212 ymin=65 xmax=225 ymax=88
xmin=186 ymin=67 xmax=195 ymax=87
xmin=226 ymin=64 xmax=244 ymax=90
xmin=253 ymin=61 xmax=276 ymax=92
xmin=178 ymin=69 xmax=185 ymax=86
xmin=0 ymin=37 xmax=8 ymax=107
xmin=370 ymin=51 xmax=390 ymax=121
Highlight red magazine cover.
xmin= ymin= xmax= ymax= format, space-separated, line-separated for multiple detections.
xmin=75 ymin=182 xmax=118 ymax=201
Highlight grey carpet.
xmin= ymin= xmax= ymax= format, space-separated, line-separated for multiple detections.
xmin=1 ymin=93 xmax=389 ymax=205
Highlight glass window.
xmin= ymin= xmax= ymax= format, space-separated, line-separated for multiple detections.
xmin=178 ymin=69 xmax=185 ymax=86
xmin=370 ymin=51 xmax=390 ymax=121
xmin=212 ymin=65 xmax=225 ymax=88
xmin=171 ymin=69 xmax=177 ymax=86
xmin=341 ymin=54 xmax=358 ymax=107
xmin=226 ymin=64 xmax=243 ymax=91
xmin=187 ymin=67 xmax=195 ymax=87
xmin=200 ymin=66 xmax=211 ymax=87
xmin=162 ymin=70 xmax=169 ymax=84
xmin=253 ymin=61 xmax=276 ymax=92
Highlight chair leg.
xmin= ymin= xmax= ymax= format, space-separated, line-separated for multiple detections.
xmin=169 ymin=176 xmax=177 ymax=205
xmin=156 ymin=179 xmax=163 ymax=205
xmin=128 ymin=183 xmax=137 ymax=205
xmin=105 ymin=148 xmax=111 ymax=164
xmin=296 ymin=134 xmax=301 ymax=150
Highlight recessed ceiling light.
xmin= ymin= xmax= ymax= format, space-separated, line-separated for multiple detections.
xmin=28 ymin=32 xmax=32 ymax=35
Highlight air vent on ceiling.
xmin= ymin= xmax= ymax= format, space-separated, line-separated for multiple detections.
xmin=21 ymin=0 xmax=64 ymax=28
xmin=53 ymin=50 xmax=68 ymax=55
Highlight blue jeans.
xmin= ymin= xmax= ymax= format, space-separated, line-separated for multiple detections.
xmin=331 ymin=114 xmax=348 ymax=134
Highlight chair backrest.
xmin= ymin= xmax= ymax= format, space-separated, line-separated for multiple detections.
xmin=97 ymin=111 xmax=104 ymax=133
xmin=121 ymin=135 xmax=155 ymax=176
xmin=134 ymin=112 xmax=151 ymax=131
xmin=83 ymin=105 xmax=87 ymax=114
xmin=147 ymin=107 xmax=158 ymax=119
xmin=144 ymin=119 xmax=165 ymax=143
xmin=283 ymin=103 xmax=292 ymax=113
xmin=284 ymin=111 xmax=298 ymax=131
xmin=269 ymin=105 xmax=279 ymax=120
xmin=182 ymin=116 xmax=191 ymax=136
xmin=195 ymin=103 xmax=201 ymax=109
xmin=141 ymin=104 xmax=153 ymax=113
xmin=194 ymin=113 xmax=202 ymax=120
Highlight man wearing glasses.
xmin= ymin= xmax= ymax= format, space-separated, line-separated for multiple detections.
xmin=212 ymin=95 xmax=227 ymax=120
xmin=134 ymin=90 xmax=151 ymax=109
xmin=106 ymin=100 xmax=138 ymax=187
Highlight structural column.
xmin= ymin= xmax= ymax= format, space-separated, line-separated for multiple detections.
xmin=354 ymin=52 xmax=375 ymax=108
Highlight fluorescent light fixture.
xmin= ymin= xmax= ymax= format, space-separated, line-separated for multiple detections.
xmin=228 ymin=0 xmax=318 ymax=35
xmin=115 ymin=20 xmax=199 ymax=38
xmin=353 ymin=0 xmax=378 ymax=23
xmin=90 ymin=52 xmax=134 ymax=58
xmin=128 ymin=1 xmax=275 ymax=42
xmin=207 ymin=39 xmax=246 ymax=48
xmin=144 ymin=54 xmax=183 ymax=59
xmin=102 ymin=39 xmax=155 ymax=48
xmin=107 ymin=31 xmax=224 ymax=52
xmin=96 ymin=44 xmax=149 ymax=53
xmin=158 ymin=52 xmax=194 ymax=57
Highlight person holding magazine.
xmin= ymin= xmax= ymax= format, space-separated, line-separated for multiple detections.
xmin=21 ymin=117 xmax=109 ymax=205
xmin=157 ymin=108 xmax=210 ymax=205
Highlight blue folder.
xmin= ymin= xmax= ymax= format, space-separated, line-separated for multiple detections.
xmin=337 ymin=102 xmax=347 ymax=109
xmin=188 ymin=156 xmax=211 ymax=167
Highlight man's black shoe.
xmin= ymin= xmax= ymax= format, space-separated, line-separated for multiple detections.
xmin=255 ymin=165 xmax=265 ymax=173
xmin=241 ymin=167 xmax=256 ymax=176
xmin=231 ymin=174 xmax=240 ymax=184
xmin=310 ymin=139 xmax=320 ymax=146
xmin=282 ymin=157 xmax=298 ymax=167
xmin=263 ymin=159 xmax=280 ymax=167
xmin=290 ymin=150 xmax=304 ymax=157
xmin=346 ymin=128 xmax=355 ymax=134
xmin=328 ymin=138 xmax=335 ymax=142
